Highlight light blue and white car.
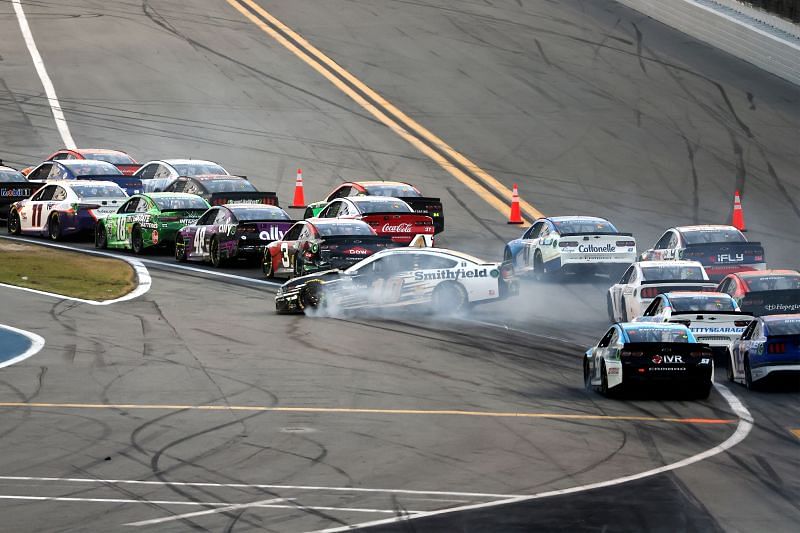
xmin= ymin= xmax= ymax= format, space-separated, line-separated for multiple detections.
xmin=728 ymin=314 xmax=800 ymax=389
xmin=504 ymin=216 xmax=636 ymax=280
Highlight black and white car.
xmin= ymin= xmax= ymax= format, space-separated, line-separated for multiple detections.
xmin=607 ymin=261 xmax=716 ymax=322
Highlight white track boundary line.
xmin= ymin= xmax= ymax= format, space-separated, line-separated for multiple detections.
xmin=124 ymin=497 xmax=289 ymax=526
xmin=0 ymin=324 xmax=45 ymax=369
xmin=11 ymin=0 xmax=76 ymax=149
xmin=309 ymin=383 xmax=753 ymax=532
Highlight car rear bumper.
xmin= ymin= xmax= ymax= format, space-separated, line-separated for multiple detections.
xmin=751 ymin=363 xmax=800 ymax=382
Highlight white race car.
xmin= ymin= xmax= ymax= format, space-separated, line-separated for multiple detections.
xmin=7 ymin=180 xmax=128 ymax=240
xmin=133 ymin=159 xmax=230 ymax=192
xmin=607 ymin=261 xmax=716 ymax=322
xmin=635 ymin=292 xmax=752 ymax=356
xmin=275 ymin=247 xmax=518 ymax=314
xmin=504 ymin=216 xmax=636 ymax=279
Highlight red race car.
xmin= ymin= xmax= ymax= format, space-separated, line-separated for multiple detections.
xmin=717 ymin=270 xmax=800 ymax=316
xmin=314 ymin=196 xmax=434 ymax=245
xmin=23 ymin=149 xmax=141 ymax=176
xmin=263 ymin=219 xmax=399 ymax=278
xmin=305 ymin=180 xmax=444 ymax=233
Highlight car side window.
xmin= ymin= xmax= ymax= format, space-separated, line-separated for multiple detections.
xmin=214 ymin=209 xmax=232 ymax=225
xmin=668 ymin=233 xmax=680 ymax=249
xmin=185 ymin=181 xmax=203 ymax=195
xmin=720 ymin=279 xmax=735 ymax=295
xmin=740 ymin=321 xmax=756 ymax=340
xmin=165 ymin=180 xmax=183 ymax=192
xmin=298 ymin=226 xmax=313 ymax=241
xmin=598 ymin=328 xmax=616 ymax=348
xmin=320 ymin=201 xmax=341 ymax=218
xmin=51 ymin=152 xmax=71 ymax=160
xmin=29 ymin=164 xmax=53 ymax=181
xmin=138 ymin=164 xmax=158 ymax=180
xmin=539 ymin=224 xmax=551 ymax=239
xmin=413 ymin=254 xmax=458 ymax=270
xmin=329 ymin=186 xmax=350 ymax=200
xmin=49 ymin=164 xmax=69 ymax=180
xmin=619 ymin=265 xmax=634 ymax=284
xmin=609 ymin=329 xmax=621 ymax=346
xmin=135 ymin=198 xmax=150 ymax=213
xmin=33 ymin=185 xmax=57 ymax=202
xmin=52 ymin=186 xmax=68 ymax=201
xmin=654 ymin=232 xmax=673 ymax=250
xmin=121 ymin=198 xmax=139 ymax=213
xmin=643 ymin=298 xmax=660 ymax=316
xmin=752 ymin=322 xmax=763 ymax=340
xmin=523 ymin=221 xmax=543 ymax=240
xmin=283 ymin=224 xmax=303 ymax=241
xmin=197 ymin=208 xmax=217 ymax=226
xmin=154 ymin=165 xmax=172 ymax=179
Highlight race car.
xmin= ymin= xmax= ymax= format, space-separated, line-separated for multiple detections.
xmin=263 ymin=219 xmax=400 ymax=278
xmin=0 ymin=165 xmax=43 ymax=223
xmin=133 ymin=159 xmax=229 ymax=192
xmin=274 ymin=247 xmax=517 ymax=314
xmin=163 ymin=175 xmax=278 ymax=207
xmin=640 ymin=225 xmax=765 ymax=281
xmin=175 ymin=204 xmax=293 ymax=267
xmin=7 ymin=180 xmax=128 ymax=240
xmin=583 ymin=323 xmax=713 ymax=398
xmin=303 ymin=181 xmax=444 ymax=233
xmin=504 ymin=216 xmax=636 ymax=279
xmin=607 ymin=261 xmax=716 ymax=322
xmin=313 ymin=196 xmax=435 ymax=244
xmin=25 ymin=160 xmax=143 ymax=195
xmin=23 ymin=148 xmax=141 ymax=175
xmin=636 ymin=292 xmax=752 ymax=357
xmin=95 ymin=192 xmax=209 ymax=254
xmin=717 ymin=270 xmax=800 ymax=316
xmin=728 ymin=314 xmax=800 ymax=389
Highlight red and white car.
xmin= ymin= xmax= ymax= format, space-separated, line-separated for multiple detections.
xmin=313 ymin=196 xmax=435 ymax=245
xmin=23 ymin=148 xmax=141 ymax=176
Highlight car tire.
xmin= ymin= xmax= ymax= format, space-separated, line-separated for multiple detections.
xmin=431 ymin=282 xmax=468 ymax=314
xmin=533 ymin=251 xmax=545 ymax=282
xmin=621 ymin=297 xmax=629 ymax=322
xmin=131 ymin=225 xmax=144 ymax=255
xmin=95 ymin=224 xmax=108 ymax=249
xmin=48 ymin=214 xmax=61 ymax=241
xmin=726 ymin=350 xmax=735 ymax=382
xmin=210 ymin=237 xmax=225 ymax=267
xmin=300 ymin=281 xmax=325 ymax=310
xmin=744 ymin=355 xmax=756 ymax=390
xmin=7 ymin=211 xmax=21 ymax=235
xmin=293 ymin=253 xmax=304 ymax=278
xmin=583 ymin=358 xmax=593 ymax=391
xmin=175 ymin=237 xmax=187 ymax=262
xmin=263 ymin=250 xmax=275 ymax=278
xmin=606 ymin=293 xmax=616 ymax=323
xmin=600 ymin=361 xmax=611 ymax=397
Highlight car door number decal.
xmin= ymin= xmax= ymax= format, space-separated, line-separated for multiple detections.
xmin=116 ymin=218 xmax=127 ymax=241
xmin=281 ymin=242 xmax=290 ymax=268
xmin=31 ymin=204 xmax=44 ymax=227
xmin=370 ymin=278 xmax=404 ymax=304
xmin=194 ymin=227 xmax=207 ymax=254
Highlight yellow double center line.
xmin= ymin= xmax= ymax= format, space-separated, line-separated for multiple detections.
xmin=0 ymin=402 xmax=735 ymax=425
xmin=225 ymin=0 xmax=543 ymax=224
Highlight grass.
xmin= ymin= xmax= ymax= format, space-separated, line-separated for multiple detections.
xmin=0 ymin=241 xmax=136 ymax=301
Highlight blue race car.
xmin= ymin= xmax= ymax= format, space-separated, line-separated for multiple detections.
xmin=504 ymin=216 xmax=636 ymax=279
xmin=583 ymin=322 xmax=713 ymax=398
xmin=728 ymin=314 xmax=800 ymax=389
xmin=26 ymin=159 xmax=143 ymax=195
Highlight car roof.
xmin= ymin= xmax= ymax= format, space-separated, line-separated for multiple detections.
xmin=674 ymin=224 xmax=739 ymax=233
xmin=188 ymin=174 xmax=245 ymax=181
xmin=70 ymin=148 xmax=129 ymax=155
xmin=346 ymin=195 xmax=408 ymax=203
xmin=311 ymin=218 xmax=370 ymax=226
xmin=372 ymin=247 xmax=491 ymax=264
xmin=356 ymin=180 xmax=412 ymax=187
xmin=141 ymin=192 xmax=200 ymax=198
xmin=735 ymin=269 xmax=800 ymax=278
xmin=636 ymin=260 xmax=704 ymax=267
xmin=546 ymin=216 xmax=610 ymax=223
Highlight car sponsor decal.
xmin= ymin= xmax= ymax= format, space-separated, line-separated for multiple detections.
xmin=765 ymin=303 xmax=800 ymax=312
xmin=414 ymin=268 xmax=489 ymax=281
xmin=0 ymin=188 xmax=34 ymax=197
xmin=651 ymin=355 xmax=684 ymax=364
xmin=259 ymin=226 xmax=285 ymax=241
xmin=578 ymin=243 xmax=616 ymax=253
xmin=382 ymin=222 xmax=413 ymax=233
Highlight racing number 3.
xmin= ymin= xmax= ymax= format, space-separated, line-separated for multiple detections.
xmin=281 ymin=243 xmax=290 ymax=268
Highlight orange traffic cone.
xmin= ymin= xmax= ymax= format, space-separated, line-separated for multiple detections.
xmin=290 ymin=168 xmax=306 ymax=208
xmin=731 ymin=189 xmax=746 ymax=232
xmin=507 ymin=183 xmax=523 ymax=224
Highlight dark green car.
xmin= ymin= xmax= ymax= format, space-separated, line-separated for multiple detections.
xmin=95 ymin=193 xmax=210 ymax=253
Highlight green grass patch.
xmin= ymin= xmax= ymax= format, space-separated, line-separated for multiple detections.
xmin=0 ymin=241 xmax=136 ymax=301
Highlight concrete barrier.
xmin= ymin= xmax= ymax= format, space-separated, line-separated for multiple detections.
xmin=616 ymin=0 xmax=800 ymax=85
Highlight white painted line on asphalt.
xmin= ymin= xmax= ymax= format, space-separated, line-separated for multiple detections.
xmin=124 ymin=497 xmax=289 ymax=526
xmin=0 ymin=475 xmax=520 ymax=499
xmin=309 ymin=383 xmax=754 ymax=532
xmin=0 ymin=324 xmax=45 ymax=369
xmin=11 ymin=0 xmax=76 ymax=149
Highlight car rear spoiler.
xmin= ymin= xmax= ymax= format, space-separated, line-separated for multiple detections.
xmin=559 ymin=232 xmax=634 ymax=237
xmin=209 ymin=191 xmax=279 ymax=207
xmin=669 ymin=310 xmax=753 ymax=316
xmin=740 ymin=289 xmax=800 ymax=316
xmin=640 ymin=280 xmax=717 ymax=287
xmin=402 ymin=196 xmax=444 ymax=234
xmin=114 ymin=164 xmax=142 ymax=176
xmin=620 ymin=342 xmax=713 ymax=355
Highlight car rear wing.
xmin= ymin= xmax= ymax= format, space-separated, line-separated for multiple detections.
xmin=559 ymin=232 xmax=634 ymax=237
xmin=73 ymin=175 xmax=143 ymax=195
xmin=638 ymin=281 xmax=717 ymax=299
xmin=209 ymin=191 xmax=279 ymax=207
xmin=740 ymin=289 xmax=800 ymax=316
xmin=114 ymin=164 xmax=142 ymax=176
xmin=402 ymin=196 xmax=444 ymax=234
xmin=679 ymin=241 xmax=765 ymax=263
xmin=619 ymin=342 xmax=713 ymax=357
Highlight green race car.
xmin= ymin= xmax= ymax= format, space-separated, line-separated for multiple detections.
xmin=95 ymin=192 xmax=210 ymax=253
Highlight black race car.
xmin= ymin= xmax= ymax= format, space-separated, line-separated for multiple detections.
xmin=0 ymin=164 xmax=43 ymax=222
xmin=164 ymin=175 xmax=279 ymax=207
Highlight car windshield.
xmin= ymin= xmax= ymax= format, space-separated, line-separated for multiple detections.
xmin=0 ymin=169 xmax=26 ymax=182
xmin=315 ymin=222 xmax=375 ymax=236
xmin=669 ymin=295 xmax=737 ymax=312
xmin=364 ymin=184 xmax=421 ymax=197
xmin=745 ymin=275 xmax=800 ymax=291
xmin=767 ymin=319 xmax=800 ymax=336
xmin=82 ymin=152 xmax=135 ymax=165
xmin=153 ymin=196 xmax=208 ymax=210
xmin=172 ymin=163 xmax=227 ymax=176
xmin=71 ymin=184 xmax=126 ymax=199
xmin=201 ymin=179 xmax=256 ymax=193
xmin=552 ymin=219 xmax=617 ymax=234
xmin=230 ymin=206 xmax=290 ymax=221
xmin=626 ymin=328 xmax=691 ymax=343
xmin=682 ymin=228 xmax=745 ymax=244
xmin=62 ymin=161 xmax=122 ymax=176
xmin=641 ymin=265 xmax=705 ymax=281
xmin=354 ymin=199 xmax=412 ymax=214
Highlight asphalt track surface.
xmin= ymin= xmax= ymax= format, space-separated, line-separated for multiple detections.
xmin=0 ymin=0 xmax=798 ymax=532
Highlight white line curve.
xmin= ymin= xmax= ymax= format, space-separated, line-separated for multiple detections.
xmin=0 ymin=324 xmax=45 ymax=369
